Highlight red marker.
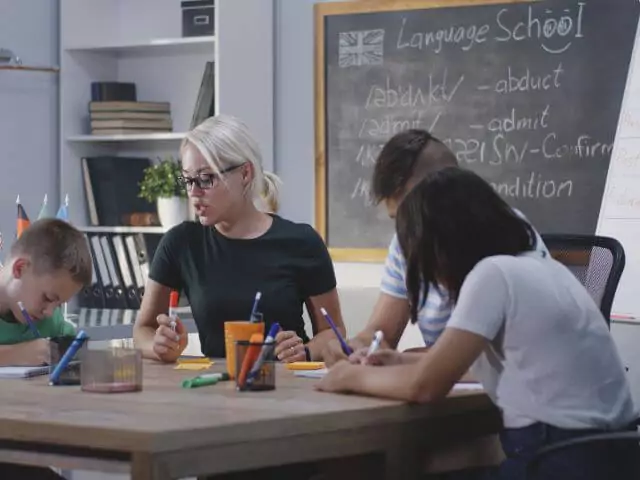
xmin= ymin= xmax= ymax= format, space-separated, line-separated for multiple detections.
xmin=169 ymin=290 xmax=180 ymax=332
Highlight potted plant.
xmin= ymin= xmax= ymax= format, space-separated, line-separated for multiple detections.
xmin=139 ymin=157 xmax=188 ymax=229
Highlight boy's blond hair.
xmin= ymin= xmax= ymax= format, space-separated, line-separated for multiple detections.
xmin=10 ymin=218 xmax=92 ymax=286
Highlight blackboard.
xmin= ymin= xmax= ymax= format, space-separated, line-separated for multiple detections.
xmin=315 ymin=0 xmax=640 ymax=261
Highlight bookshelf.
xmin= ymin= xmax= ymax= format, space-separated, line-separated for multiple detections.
xmin=65 ymin=35 xmax=216 ymax=54
xmin=59 ymin=0 xmax=274 ymax=228
xmin=67 ymin=132 xmax=188 ymax=143
xmin=79 ymin=226 xmax=166 ymax=234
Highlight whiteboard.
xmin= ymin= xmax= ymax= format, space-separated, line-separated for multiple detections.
xmin=598 ymin=19 xmax=640 ymax=319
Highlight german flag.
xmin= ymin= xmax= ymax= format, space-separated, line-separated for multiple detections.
xmin=16 ymin=195 xmax=30 ymax=239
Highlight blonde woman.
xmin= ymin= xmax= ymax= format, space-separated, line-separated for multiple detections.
xmin=133 ymin=115 xmax=344 ymax=365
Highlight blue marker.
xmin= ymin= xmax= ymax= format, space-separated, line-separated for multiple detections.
xmin=245 ymin=322 xmax=281 ymax=385
xmin=320 ymin=307 xmax=353 ymax=355
xmin=49 ymin=330 xmax=89 ymax=385
xmin=249 ymin=291 xmax=262 ymax=323
xmin=17 ymin=302 xmax=40 ymax=338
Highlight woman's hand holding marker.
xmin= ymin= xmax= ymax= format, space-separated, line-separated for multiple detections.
xmin=153 ymin=313 xmax=188 ymax=363
xmin=274 ymin=330 xmax=307 ymax=363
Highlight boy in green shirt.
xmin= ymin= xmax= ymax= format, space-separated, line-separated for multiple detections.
xmin=0 ymin=217 xmax=92 ymax=365
xmin=0 ymin=218 xmax=92 ymax=479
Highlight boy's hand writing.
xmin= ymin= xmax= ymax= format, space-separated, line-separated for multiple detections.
xmin=360 ymin=348 xmax=404 ymax=366
xmin=315 ymin=360 xmax=356 ymax=394
xmin=153 ymin=314 xmax=188 ymax=363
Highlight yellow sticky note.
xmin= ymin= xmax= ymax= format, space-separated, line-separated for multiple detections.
xmin=174 ymin=357 xmax=214 ymax=370
xmin=174 ymin=362 xmax=212 ymax=371
xmin=178 ymin=356 xmax=213 ymax=364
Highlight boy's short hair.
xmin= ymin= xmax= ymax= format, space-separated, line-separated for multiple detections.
xmin=10 ymin=218 xmax=92 ymax=286
xmin=371 ymin=129 xmax=459 ymax=204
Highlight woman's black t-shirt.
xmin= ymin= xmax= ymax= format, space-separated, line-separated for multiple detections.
xmin=149 ymin=215 xmax=337 ymax=357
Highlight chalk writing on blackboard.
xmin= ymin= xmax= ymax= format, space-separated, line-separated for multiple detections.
xmin=490 ymin=63 xmax=565 ymax=93
xmin=319 ymin=0 xmax=639 ymax=252
xmin=394 ymin=3 xmax=585 ymax=55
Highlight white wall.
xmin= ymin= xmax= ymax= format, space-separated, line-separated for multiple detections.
xmin=275 ymin=0 xmax=324 ymax=224
xmin=0 ymin=0 xmax=59 ymax=253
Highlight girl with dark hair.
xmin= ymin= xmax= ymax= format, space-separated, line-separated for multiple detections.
xmin=317 ymin=168 xmax=638 ymax=480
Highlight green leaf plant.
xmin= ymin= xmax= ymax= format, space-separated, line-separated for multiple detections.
xmin=138 ymin=156 xmax=187 ymax=203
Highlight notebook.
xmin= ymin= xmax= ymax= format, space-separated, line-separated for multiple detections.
xmin=0 ymin=365 xmax=49 ymax=379
xmin=293 ymin=368 xmax=328 ymax=379
xmin=452 ymin=382 xmax=484 ymax=391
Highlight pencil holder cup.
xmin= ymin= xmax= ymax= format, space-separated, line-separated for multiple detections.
xmin=80 ymin=346 xmax=142 ymax=393
xmin=235 ymin=339 xmax=276 ymax=392
xmin=224 ymin=321 xmax=265 ymax=379
xmin=49 ymin=335 xmax=85 ymax=385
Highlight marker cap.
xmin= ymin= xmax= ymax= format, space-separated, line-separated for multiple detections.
xmin=169 ymin=291 xmax=180 ymax=309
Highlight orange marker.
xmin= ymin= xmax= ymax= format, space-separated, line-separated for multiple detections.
xmin=237 ymin=333 xmax=264 ymax=389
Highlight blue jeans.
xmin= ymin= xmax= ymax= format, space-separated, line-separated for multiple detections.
xmin=498 ymin=422 xmax=640 ymax=480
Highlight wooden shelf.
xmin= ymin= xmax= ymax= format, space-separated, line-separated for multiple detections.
xmin=79 ymin=226 xmax=166 ymax=234
xmin=67 ymin=132 xmax=187 ymax=142
xmin=65 ymin=36 xmax=215 ymax=54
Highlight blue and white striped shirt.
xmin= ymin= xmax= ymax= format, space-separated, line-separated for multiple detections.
xmin=381 ymin=213 xmax=548 ymax=346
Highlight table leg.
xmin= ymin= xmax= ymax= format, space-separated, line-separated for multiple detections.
xmin=319 ymin=453 xmax=386 ymax=480
xmin=384 ymin=428 xmax=423 ymax=480
xmin=131 ymin=452 xmax=171 ymax=480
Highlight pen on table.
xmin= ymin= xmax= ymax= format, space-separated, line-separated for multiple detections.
xmin=366 ymin=330 xmax=384 ymax=357
xmin=49 ymin=330 xmax=89 ymax=385
xmin=17 ymin=301 xmax=40 ymax=338
xmin=249 ymin=291 xmax=262 ymax=323
xmin=169 ymin=290 xmax=179 ymax=333
xmin=246 ymin=323 xmax=281 ymax=386
xmin=320 ymin=307 xmax=353 ymax=356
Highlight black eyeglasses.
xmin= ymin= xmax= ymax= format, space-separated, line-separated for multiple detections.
xmin=176 ymin=164 xmax=244 ymax=191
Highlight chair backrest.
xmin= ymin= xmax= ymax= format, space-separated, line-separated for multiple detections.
xmin=540 ymin=234 xmax=626 ymax=326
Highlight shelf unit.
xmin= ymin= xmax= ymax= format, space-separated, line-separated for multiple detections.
xmin=67 ymin=132 xmax=188 ymax=143
xmin=78 ymin=226 xmax=166 ymax=234
xmin=59 ymin=0 xmax=274 ymax=228
xmin=65 ymin=35 xmax=216 ymax=53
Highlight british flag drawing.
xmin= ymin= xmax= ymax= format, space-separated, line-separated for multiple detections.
xmin=338 ymin=29 xmax=384 ymax=68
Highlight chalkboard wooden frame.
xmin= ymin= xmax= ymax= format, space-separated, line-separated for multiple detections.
xmin=314 ymin=0 xmax=526 ymax=263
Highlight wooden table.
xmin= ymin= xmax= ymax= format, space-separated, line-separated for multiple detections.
xmin=0 ymin=361 xmax=500 ymax=479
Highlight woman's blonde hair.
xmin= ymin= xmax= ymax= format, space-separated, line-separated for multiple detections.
xmin=181 ymin=114 xmax=281 ymax=213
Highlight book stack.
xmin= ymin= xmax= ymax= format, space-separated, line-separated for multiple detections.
xmin=89 ymin=101 xmax=173 ymax=135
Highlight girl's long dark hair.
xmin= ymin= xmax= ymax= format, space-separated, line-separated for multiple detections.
xmin=396 ymin=167 xmax=536 ymax=324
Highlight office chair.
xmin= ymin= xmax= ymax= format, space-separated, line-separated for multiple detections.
xmin=526 ymin=431 xmax=640 ymax=479
xmin=540 ymin=234 xmax=626 ymax=326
